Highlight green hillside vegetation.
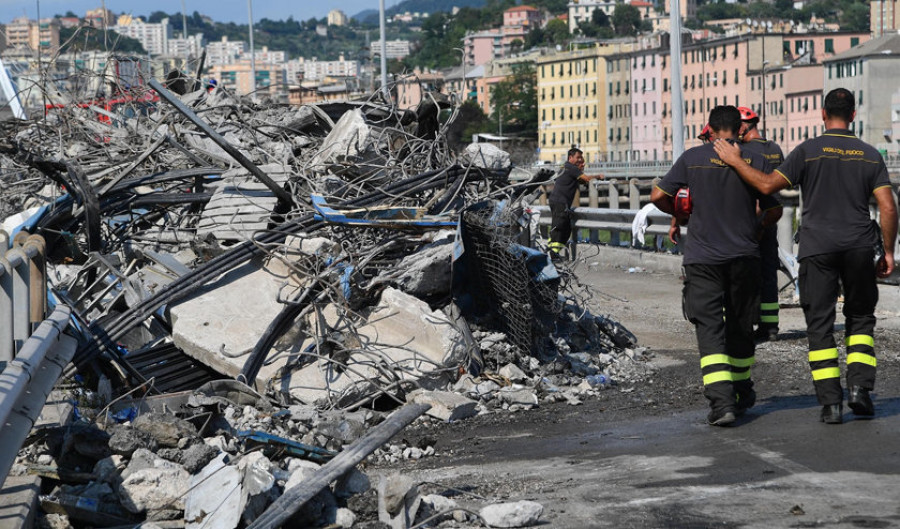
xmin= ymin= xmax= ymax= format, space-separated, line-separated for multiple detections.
xmin=696 ymin=0 xmax=869 ymax=32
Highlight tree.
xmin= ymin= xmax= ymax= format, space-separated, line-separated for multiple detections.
xmin=489 ymin=63 xmax=538 ymax=136
xmin=544 ymin=19 xmax=571 ymax=45
xmin=840 ymin=3 xmax=870 ymax=31
xmin=592 ymin=8 xmax=611 ymax=28
xmin=696 ymin=2 xmax=744 ymax=22
xmin=612 ymin=4 xmax=642 ymax=36
xmin=447 ymin=100 xmax=490 ymax=149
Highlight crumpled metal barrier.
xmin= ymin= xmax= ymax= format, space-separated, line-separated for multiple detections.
xmin=0 ymin=305 xmax=77 ymax=484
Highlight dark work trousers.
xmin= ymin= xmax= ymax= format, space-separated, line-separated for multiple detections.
xmin=548 ymin=202 xmax=572 ymax=255
xmin=759 ymin=227 xmax=780 ymax=328
xmin=799 ymin=248 xmax=878 ymax=406
xmin=684 ymin=258 xmax=760 ymax=413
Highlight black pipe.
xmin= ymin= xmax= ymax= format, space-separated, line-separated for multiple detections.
xmin=148 ymin=78 xmax=296 ymax=208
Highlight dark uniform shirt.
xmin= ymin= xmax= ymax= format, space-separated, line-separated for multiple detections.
xmin=776 ymin=128 xmax=891 ymax=259
xmin=657 ymin=142 xmax=776 ymax=265
xmin=743 ymin=138 xmax=784 ymax=169
xmin=549 ymin=162 xmax=582 ymax=205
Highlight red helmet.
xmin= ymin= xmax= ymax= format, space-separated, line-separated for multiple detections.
xmin=738 ymin=106 xmax=759 ymax=123
xmin=697 ymin=124 xmax=712 ymax=142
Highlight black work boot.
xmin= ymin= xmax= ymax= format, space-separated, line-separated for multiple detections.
xmin=848 ymin=386 xmax=875 ymax=417
xmin=734 ymin=381 xmax=757 ymax=416
xmin=820 ymin=404 xmax=843 ymax=424
xmin=707 ymin=407 xmax=736 ymax=426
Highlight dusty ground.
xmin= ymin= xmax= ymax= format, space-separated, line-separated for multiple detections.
xmin=356 ymin=256 xmax=900 ymax=528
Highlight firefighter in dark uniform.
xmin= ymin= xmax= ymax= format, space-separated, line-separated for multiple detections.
xmin=715 ymin=88 xmax=898 ymax=424
xmin=548 ymin=148 xmax=604 ymax=260
xmin=738 ymin=106 xmax=785 ymax=341
xmin=652 ymin=106 xmax=779 ymax=426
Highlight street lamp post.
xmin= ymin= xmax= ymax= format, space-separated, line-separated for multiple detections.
xmin=452 ymin=47 xmax=466 ymax=103
xmin=248 ymin=0 xmax=256 ymax=93
xmin=761 ymin=60 xmax=769 ymax=138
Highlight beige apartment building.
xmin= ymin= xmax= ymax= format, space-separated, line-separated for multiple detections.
xmin=5 ymin=17 xmax=60 ymax=54
xmin=536 ymin=45 xmax=609 ymax=164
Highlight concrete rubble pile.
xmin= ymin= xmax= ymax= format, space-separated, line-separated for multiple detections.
xmin=1 ymin=76 xmax=652 ymax=527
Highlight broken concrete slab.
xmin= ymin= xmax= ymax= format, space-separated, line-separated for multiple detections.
xmin=282 ymin=288 xmax=466 ymax=406
xmin=479 ymin=500 xmax=544 ymax=528
xmin=185 ymin=453 xmax=242 ymax=529
xmin=409 ymin=390 xmax=478 ymax=422
xmin=462 ymin=142 xmax=511 ymax=170
xmin=498 ymin=386 xmax=539 ymax=407
xmin=387 ymin=233 xmax=454 ymax=299
xmin=309 ymin=109 xmax=373 ymax=168
xmin=499 ymin=363 xmax=528 ymax=382
xmin=132 ymin=411 xmax=199 ymax=448
xmin=169 ymin=257 xmax=291 ymax=386
xmin=196 ymin=164 xmax=291 ymax=242
xmin=118 ymin=463 xmax=191 ymax=514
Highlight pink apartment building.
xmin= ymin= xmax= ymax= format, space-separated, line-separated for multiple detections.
xmin=503 ymin=6 xmax=542 ymax=29
xmin=630 ymin=50 xmax=664 ymax=161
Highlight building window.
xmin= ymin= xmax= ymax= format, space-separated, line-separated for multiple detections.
xmin=825 ymin=39 xmax=834 ymax=53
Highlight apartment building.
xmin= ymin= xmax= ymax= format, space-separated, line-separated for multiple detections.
xmin=286 ymin=55 xmax=358 ymax=84
xmin=327 ymin=10 xmax=349 ymax=27
xmin=112 ymin=17 xmax=171 ymax=56
xmin=567 ymin=1 xmax=616 ymax=33
xmin=823 ymin=32 xmax=900 ymax=154
xmin=629 ymin=49 xmax=663 ymax=161
xmin=371 ymin=39 xmax=411 ymax=60
xmin=871 ymin=0 xmax=900 ymax=38
xmin=504 ymin=6 xmax=543 ymax=29
xmin=208 ymin=62 xmax=286 ymax=97
xmin=5 ymin=17 xmax=60 ymax=54
xmin=537 ymin=45 xmax=611 ymax=164
xmin=606 ymin=52 xmax=633 ymax=162
xmin=206 ymin=36 xmax=246 ymax=66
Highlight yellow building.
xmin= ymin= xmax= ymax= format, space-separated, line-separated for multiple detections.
xmin=536 ymin=42 xmax=635 ymax=164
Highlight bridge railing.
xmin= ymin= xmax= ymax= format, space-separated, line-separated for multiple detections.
xmin=0 ymin=230 xmax=77 ymax=485
xmin=1 ymin=232 xmax=49 ymax=361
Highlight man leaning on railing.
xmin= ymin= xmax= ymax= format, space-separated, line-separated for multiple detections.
xmin=548 ymin=147 xmax=605 ymax=261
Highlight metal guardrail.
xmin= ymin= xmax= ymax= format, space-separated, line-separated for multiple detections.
xmin=1 ymin=232 xmax=49 ymax=361
xmin=0 ymin=305 xmax=76 ymax=483
xmin=531 ymin=205 xmax=676 ymax=238
xmin=0 ymin=229 xmax=79 ymax=485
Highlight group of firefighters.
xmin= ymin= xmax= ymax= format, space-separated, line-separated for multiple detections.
xmin=549 ymin=88 xmax=898 ymax=426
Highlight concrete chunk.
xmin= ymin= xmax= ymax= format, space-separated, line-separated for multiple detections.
xmin=499 ymin=363 xmax=528 ymax=382
xmin=185 ymin=453 xmax=242 ymax=529
xmin=118 ymin=465 xmax=191 ymax=514
xmin=463 ymin=142 xmax=510 ymax=170
xmin=479 ymin=500 xmax=544 ymax=528
xmin=409 ymin=390 xmax=478 ymax=422
xmin=283 ymin=288 xmax=464 ymax=406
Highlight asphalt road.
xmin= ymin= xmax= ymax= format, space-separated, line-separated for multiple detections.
xmin=367 ymin=251 xmax=900 ymax=529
